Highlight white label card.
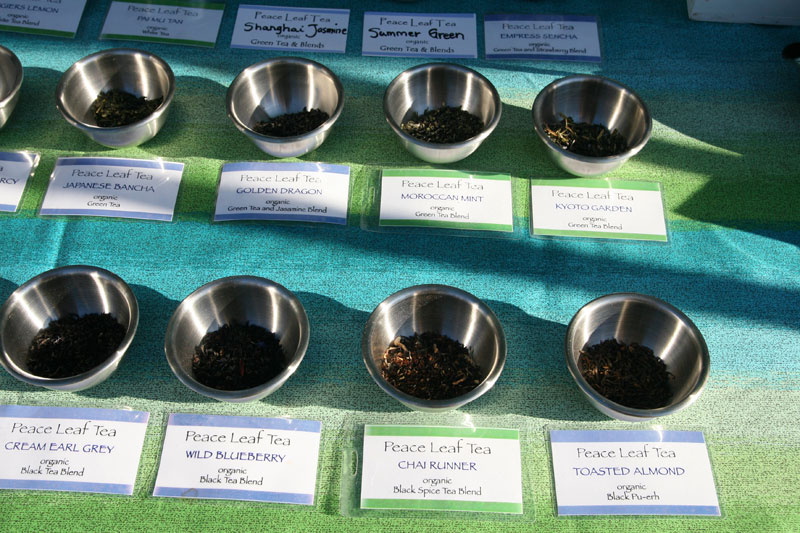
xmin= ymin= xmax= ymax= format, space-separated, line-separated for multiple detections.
xmin=379 ymin=169 xmax=513 ymax=232
xmin=230 ymin=5 xmax=350 ymax=53
xmin=215 ymin=162 xmax=350 ymax=224
xmin=0 ymin=152 xmax=39 ymax=213
xmin=40 ymin=157 xmax=184 ymax=221
xmin=154 ymin=414 xmax=322 ymax=504
xmin=360 ymin=425 xmax=523 ymax=513
xmin=484 ymin=14 xmax=601 ymax=62
xmin=550 ymin=430 xmax=721 ymax=516
xmin=0 ymin=405 xmax=149 ymax=495
xmin=531 ymin=179 xmax=668 ymax=242
xmin=100 ymin=1 xmax=225 ymax=47
xmin=362 ymin=12 xmax=477 ymax=58
xmin=0 ymin=0 xmax=87 ymax=38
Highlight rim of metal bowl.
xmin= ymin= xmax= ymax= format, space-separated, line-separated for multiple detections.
xmin=564 ymin=292 xmax=710 ymax=418
xmin=55 ymin=48 xmax=176 ymax=131
xmin=532 ymin=74 xmax=652 ymax=163
xmin=361 ymin=284 xmax=507 ymax=410
xmin=383 ymin=62 xmax=503 ymax=150
xmin=0 ymin=265 xmax=139 ymax=387
xmin=226 ymin=57 xmax=345 ymax=145
xmin=163 ymin=275 xmax=310 ymax=402
xmin=0 ymin=45 xmax=23 ymax=108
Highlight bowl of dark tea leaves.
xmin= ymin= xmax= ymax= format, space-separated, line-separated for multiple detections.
xmin=0 ymin=266 xmax=139 ymax=392
xmin=56 ymin=48 xmax=174 ymax=148
xmin=164 ymin=276 xmax=309 ymax=402
xmin=384 ymin=63 xmax=502 ymax=164
xmin=565 ymin=293 xmax=709 ymax=421
xmin=362 ymin=285 xmax=506 ymax=412
xmin=532 ymin=75 xmax=651 ymax=177
xmin=0 ymin=45 xmax=23 ymax=130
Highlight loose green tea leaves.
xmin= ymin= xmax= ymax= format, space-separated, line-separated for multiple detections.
xmin=252 ymin=107 xmax=329 ymax=137
xmin=544 ymin=114 xmax=629 ymax=157
xmin=401 ymin=105 xmax=484 ymax=144
xmin=91 ymin=89 xmax=164 ymax=127
xmin=380 ymin=331 xmax=483 ymax=400
xmin=26 ymin=313 xmax=126 ymax=379
xmin=192 ymin=322 xmax=286 ymax=391
xmin=578 ymin=339 xmax=672 ymax=409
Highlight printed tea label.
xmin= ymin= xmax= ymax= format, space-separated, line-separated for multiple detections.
xmin=0 ymin=152 xmax=39 ymax=213
xmin=40 ymin=157 xmax=184 ymax=221
xmin=154 ymin=414 xmax=321 ymax=504
xmin=0 ymin=405 xmax=149 ymax=495
xmin=379 ymin=169 xmax=513 ymax=232
xmin=530 ymin=179 xmax=668 ymax=242
xmin=100 ymin=0 xmax=225 ymax=47
xmin=360 ymin=425 xmax=523 ymax=513
xmin=215 ymin=162 xmax=350 ymax=224
xmin=550 ymin=430 xmax=720 ymax=516
xmin=362 ymin=12 xmax=477 ymax=58
xmin=0 ymin=0 xmax=87 ymax=38
xmin=230 ymin=5 xmax=350 ymax=53
xmin=484 ymin=14 xmax=601 ymax=62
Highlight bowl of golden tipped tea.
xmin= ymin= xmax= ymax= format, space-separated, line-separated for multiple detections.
xmin=532 ymin=75 xmax=651 ymax=177
xmin=0 ymin=45 xmax=23 ymax=130
xmin=0 ymin=266 xmax=139 ymax=392
xmin=56 ymin=48 xmax=175 ymax=148
xmin=362 ymin=285 xmax=506 ymax=412
xmin=384 ymin=63 xmax=502 ymax=164
xmin=227 ymin=57 xmax=344 ymax=158
xmin=565 ymin=293 xmax=709 ymax=421
xmin=164 ymin=276 xmax=309 ymax=402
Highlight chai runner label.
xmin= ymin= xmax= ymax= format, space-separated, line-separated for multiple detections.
xmin=362 ymin=12 xmax=477 ymax=58
xmin=0 ymin=405 xmax=149 ymax=495
xmin=40 ymin=157 xmax=184 ymax=221
xmin=0 ymin=0 xmax=87 ymax=38
xmin=0 ymin=151 xmax=39 ymax=213
xmin=550 ymin=430 xmax=720 ymax=516
xmin=484 ymin=14 xmax=601 ymax=62
xmin=215 ymin=162 xmax=350 ymax=224
xmin=230 ymin=5 xmax=349 ymax=53
xmin=360 ymin=425 xmax=523 ymax=513
xmin=153 ymin=414 xmax=322 ymax=504
xmin=100 ymin=0 xmax=225 ymax=47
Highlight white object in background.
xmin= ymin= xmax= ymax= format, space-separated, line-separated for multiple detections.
xmin=687 ymin=0 xmax=800 ymax=26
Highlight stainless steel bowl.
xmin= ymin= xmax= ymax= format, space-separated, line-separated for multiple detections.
xmin=227 ymin=57 xmax=344 ymax=158
xmin=56 ymin=48 xmax=175 ymax=148
xmin=565 ymin=293 xmax=709 ymax=421
xmin=384 ymin=63 xmax=502 ymax=164
xmin=164 ymin=276 xmax=309 ymax=402
xmin=362 ymin=285 xmax=506 ymax=412
xmin=532 ymin=75 xmax=651 ymax=177
xmin=0 ymin=266 xmax=139 ymax=392
xmin=0 ymin=45 xmax=23 ymax=130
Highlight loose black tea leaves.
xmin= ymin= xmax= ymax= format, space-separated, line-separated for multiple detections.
xmin=26 ymin=313 xmax=126 ymax=379
xmin=401 ymin=105 xmax=484 ymax=144
xmin=192 ymin=322 xmax=286 ymax=391
xmin=544 ymin=114 xmax=629 ymax=157
xmin=252 ymin=107 xmax=329 ymax=137
xmin=380 ymin=331 xmax=483 ymax=400
xmin=91 ymin=89 xmax=164 ymax=127
xmin=578 ymin=339 xmax=673 ymax=409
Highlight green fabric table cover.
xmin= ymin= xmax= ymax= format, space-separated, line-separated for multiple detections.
xmin=1 ymin=1 xmax=799 ymax=531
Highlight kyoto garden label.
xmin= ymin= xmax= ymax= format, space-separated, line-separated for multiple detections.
xmin=360 ymin=425 xmax=523 ymax=513
xmin=550 ymin=430 xmax=720 ymax=516
xmin=484 ymin=14 xmax=601 ymax=62
xmin=0 ymin=405 xmax=149 ymax=495
xmin=379 ymin=169 xmax=513 ymax=232
xmin=215 ymin=162 xmax=350 ymax=224
xmin=100 ymin=0 xmax=225 ymax=47
xmin=530 ymin=179 xmax=668 ymax=242
xmin=153 ymin=414 xmax=322 ymax=504
xmin=362 ymin=12 xmax=477 ymax=58
xmin=230 ymin=5 xmax=350 ymax=53
xmin=40 ymin=157 xmax=184 ymax=221
xmin=0 ymin=0 xmax=87 ymax=38
xmin=0 ymin=152 xmax=39 ymax=213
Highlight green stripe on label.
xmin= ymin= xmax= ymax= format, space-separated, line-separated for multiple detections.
xmin=110 ymin=0 xmax=225 ymax=9
xmin=533 ymin=228 xmax=668 ymax=242
xmin=531 ymin=178 xmax=661 ymax=191
xmin=361 ymin=498 xmax=522 ymax=514
xmin=365 ymin=426 xmax=519 ymax=440
xmin=382 ymin=169 xmax=510 ymax=181
xmin=0 ymin=25 xmax=74 ymax=38
xmin=379 ymin=219 xmax=512 ymax=232
xmin=101 ymin=34 xmax=214 ymax=47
